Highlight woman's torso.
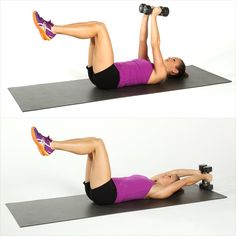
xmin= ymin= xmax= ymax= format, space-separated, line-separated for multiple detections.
xmin=112 ymin=174 xmax=155 ymax=203
xmin=114 ymin=58 xmax=154 ymax=88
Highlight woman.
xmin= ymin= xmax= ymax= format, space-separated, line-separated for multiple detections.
xmin=32 ymin=6 xmax=186 ymax=89
xmin=31 ymin=127 xmax=212 ymax=205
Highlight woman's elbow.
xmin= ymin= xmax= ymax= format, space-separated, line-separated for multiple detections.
xmin=139 ymin=37 xmax=148 ymax=43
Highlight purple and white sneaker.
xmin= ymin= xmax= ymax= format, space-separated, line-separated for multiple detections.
xmin=31 ymin=127 xmax=54 ymax=156
xmin=33 ymin=11 xmax=56 ymax=40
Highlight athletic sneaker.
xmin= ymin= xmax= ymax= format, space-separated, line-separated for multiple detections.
xmin=32 ymin=11 xmax=56 ymax=40
xmin=31 ymin=127 xmax=54 ymax=156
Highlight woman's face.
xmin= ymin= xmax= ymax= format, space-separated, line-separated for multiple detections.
xmin=164 ymin=57 xmax=181 ymax=75
xmin=157 ymin=174 xmax=179 ymax=186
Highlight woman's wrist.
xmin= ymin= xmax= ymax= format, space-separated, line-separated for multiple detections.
xmin=143 ymin=14 xmax=149 ymax=19
xmin=151 ymin=14 xmax=157 ymax=19
xmin=201 ymin=173 xmax=210 ymax=181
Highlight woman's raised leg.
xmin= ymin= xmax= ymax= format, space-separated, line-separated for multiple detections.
xmin=52 ymin=22 xmax=114 ymax=73
xmin=51 ymin=137 xmax=112 ymax=189
xmin=31 ymin=127 xmax=111 ymax=189
xmin=88 ymin=37 xmax=95 ymax=67
xmin=85 ymin=153 xmax=93 ymax=183
xmin=33 ymin=12 xmax=114 ymax=73
xmin=56 ymin=138 xmax=96 ymax=184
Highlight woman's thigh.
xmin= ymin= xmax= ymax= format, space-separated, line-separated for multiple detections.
xmin=92 ymin=23 xmax=114 ymax=73
xmin=85 ymin=153 xmax=93 ymax=183
xmin=89 ymin=138 xmax=112 ymax=189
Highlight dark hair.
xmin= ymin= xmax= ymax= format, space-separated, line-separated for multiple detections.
xmin=168 ymin=59 xmax=188 ymax=79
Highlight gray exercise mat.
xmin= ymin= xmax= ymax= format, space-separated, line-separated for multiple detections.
xmin=8 ymin=65 xmax=231 ymax=112
xmin=6 ymin=185 xmax=226 ymax=227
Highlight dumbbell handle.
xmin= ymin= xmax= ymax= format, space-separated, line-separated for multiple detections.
xmin=151 ymin=6 xmax=169 ymax=16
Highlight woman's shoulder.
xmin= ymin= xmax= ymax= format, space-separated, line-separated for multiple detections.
xmin=146 ymin=182 xmax=164 ymax=198
xmin=148 ymin=69 xmax=167 ymax=84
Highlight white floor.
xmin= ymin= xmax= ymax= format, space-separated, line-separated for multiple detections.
xmin=1 ymin=1 xmax=236 ymax=236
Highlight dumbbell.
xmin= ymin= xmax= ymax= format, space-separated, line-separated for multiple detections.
xmin=199 ymin=164 xmax=213 ymax=191
xmin=139 ymin=3 xmax=169 ymax=17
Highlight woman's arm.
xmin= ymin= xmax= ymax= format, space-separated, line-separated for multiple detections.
xmin=138 ymin=15 xmax=150 ymax=60
xmin=170 ymin=169 xmax=201 ymax=177
xmin=150 ymin=174 xmax=212 ymax=199
xmin=165 ymin=169 xmax=201 ymax=177
xmin=151 ymin=169 xmax=201 ymax=181
xmin=149 ymin=7 xmax=167 ymax=83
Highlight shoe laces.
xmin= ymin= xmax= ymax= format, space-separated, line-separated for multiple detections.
xmin=40 ymin=136 xmax=52 ymax=145
xmin=41 ymin=21 xmax=47 ymax=31
xmin=41 ymin=20 xmax=53 ymax=31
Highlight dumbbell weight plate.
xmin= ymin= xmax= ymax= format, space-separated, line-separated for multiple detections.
xmin=199 ymin=164 xmax=207 ymax=172
xmin=206 ymin=184 xmax=213 ymax=191
xmin=202 ymin=180 xmax=209 ymax=187
xmin=143 ymin=5 xmax=152 ymax=15
xmin=202 ymin=166 xmax=212 ymax=173
xmin=139 ymin=4 xmax=146 ymax=13
xmin=199 ymin=183 xmax=204 ymax=189
xmin=160 ymin=7 xmax=169 ymax=17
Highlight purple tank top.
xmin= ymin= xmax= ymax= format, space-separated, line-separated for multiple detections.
xmin=112 ymin=175 xmax=155 ymax=203
xmin=114 ymin=59 xmax=154 ymax=88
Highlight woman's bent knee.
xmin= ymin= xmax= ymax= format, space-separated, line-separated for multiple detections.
xmin=92 ymin=138 xmax=105 ymax=148
xmin=95 ymin=22 xmax=107 ymax=33
xmin=96 ymin=21 xmax=106 ymax=28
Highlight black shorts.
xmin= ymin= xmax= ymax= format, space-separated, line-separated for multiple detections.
xmin=83 ymin=179 xmax=117 ymax=205
xmin=86 ymin=64 xmax=120 ymax=89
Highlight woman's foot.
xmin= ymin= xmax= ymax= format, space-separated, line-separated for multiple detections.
xmin=31 ymin=127 xmax=54 ymax=156
xmin=32 ymin=11 xmax=56 ymax=40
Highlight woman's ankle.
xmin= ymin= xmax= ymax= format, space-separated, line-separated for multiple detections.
xmin=51 ymin=26 xmax=57 ymax=34
xmin=50 ymin=141 xmax=56 ymax=150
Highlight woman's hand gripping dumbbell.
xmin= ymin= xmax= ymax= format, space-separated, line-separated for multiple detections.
xmin=139 ymin=3 xmax=169 ymax=17
xmin=199 ymin=164 xmax=213 ymax=191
